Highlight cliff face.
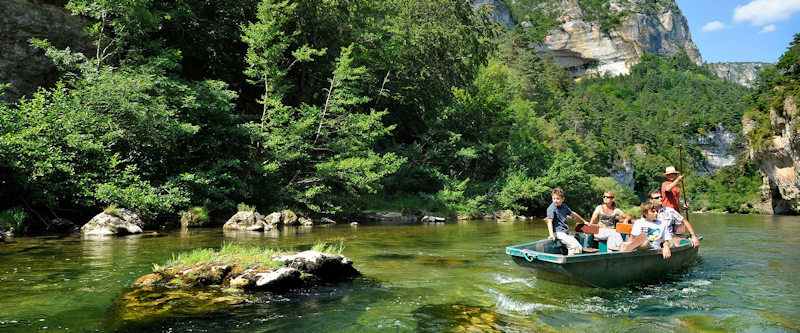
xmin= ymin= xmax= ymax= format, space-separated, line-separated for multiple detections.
xmin=499 ymin=0 xmax=701 ymax=77
xmin=743 ymin=95 xmax=800 ymax=214
xmin=706 ymin=62 xmax=772 ymax=88
xmin=473 ymin=0 xmax=515 ymax=29
xmin=0 ymin=0 xmax=90 ymax=101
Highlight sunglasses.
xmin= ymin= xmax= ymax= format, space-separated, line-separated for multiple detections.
xmin=650 ymin=195 xmax=662 ymax=199
xmin=603 ymin=195 xmax=614 ymax=199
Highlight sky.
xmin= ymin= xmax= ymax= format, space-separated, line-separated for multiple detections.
xmin=675 ymin=0 xmax=800 ymax=63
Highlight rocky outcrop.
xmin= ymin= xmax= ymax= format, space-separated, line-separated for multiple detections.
xmin=689 ymin=126 xmax=738 ymax=174
xmin=222 ymin=211 xmax=271 ymax=231
xmin=743 ymin=95 xmax=800 ymax=214
xmin=421 ymin=215 xmax=446 ymax=222
xmin=0 ymin=0 xmax=90 ymax=101
xmin=274 ymin=251 xmax=359 ymax=281
xmin=81 ymin=209 xmax=143 ymax=236
xmin=705 ymin=62 xmax=771 ymax=88
xmin=473 ymin=0 xmax=514 ymax=29
xmin=506 ymin=0 xmax=701 ymax=77
xmin=607 ymin=157 xmax=635 ymax=189
xmin=133 ymin=250 xmax=359 ymax=291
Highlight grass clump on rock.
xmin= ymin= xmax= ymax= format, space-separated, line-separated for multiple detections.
xmin=236 ymin=203 xmax=256 ymax=212
xmin=139 ymin=243 xmax=359 ymax=292
xmin=104 ymin=203 xmax=122 ymax=218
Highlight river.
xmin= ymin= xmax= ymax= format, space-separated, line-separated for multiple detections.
xmin=0 ymin=214 xmax=798 ymax=332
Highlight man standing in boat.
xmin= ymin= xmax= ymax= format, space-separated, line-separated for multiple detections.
xmin=661 ymin=166 xmax=686 ymax=211
xmin=648 ymin=189 xmax=700 ymax=248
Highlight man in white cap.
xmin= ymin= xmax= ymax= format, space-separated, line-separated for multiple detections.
xmin=661 ymin=166 xmax=684 ymax=211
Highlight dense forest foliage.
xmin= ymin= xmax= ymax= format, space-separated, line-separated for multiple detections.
xmin=0 ymin=0 xmax=773 ymax=231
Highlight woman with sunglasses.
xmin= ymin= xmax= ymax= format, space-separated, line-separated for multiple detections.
xmin=588 ymin=191 xmax=631 ymax=251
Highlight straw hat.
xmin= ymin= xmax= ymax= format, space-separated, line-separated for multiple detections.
xmin=664 ymin=166 xmax=679 ymax=176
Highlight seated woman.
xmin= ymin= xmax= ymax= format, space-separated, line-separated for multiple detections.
xmin=588 ymin=191 xmax=631 ymax=251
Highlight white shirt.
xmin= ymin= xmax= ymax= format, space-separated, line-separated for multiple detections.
xmin=631 ymin=217 xmax=673 ymax=249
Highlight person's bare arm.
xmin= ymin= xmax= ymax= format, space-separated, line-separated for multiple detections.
xmin=664 ymin=175 xmax=684 ymax=191
xmin=589 ymin=211 xmax=599 ymax=225
xmin=682 ymin=218 xmax=700 ymax=247
xmin=546 ymin=218 xmax=555 ymax=240
xmin=570 ymin=211 xmax=588 ymax=224
xmin=662 ymin=241 xmax=672 ymax=259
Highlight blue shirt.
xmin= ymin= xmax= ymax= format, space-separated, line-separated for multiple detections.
xmin=546 ymin=203 xmax=572 ymax=234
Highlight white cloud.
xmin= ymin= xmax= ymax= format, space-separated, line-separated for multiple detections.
xmin=700 ymin=21 xmax=726 ymax=31
xmin=733 ymin=0 xmax=800 ymax=26
xmin=760 ymin=24 xmax=777 ymax=33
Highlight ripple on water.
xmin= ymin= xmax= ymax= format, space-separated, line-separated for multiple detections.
xmin=492 ymin=273 xmax=536 ymax=288
xmin=494 ymin=293 xmax=557 ymax=315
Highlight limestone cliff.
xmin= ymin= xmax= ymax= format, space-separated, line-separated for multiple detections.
xmin=705 ymin=62 xmax=772 ymax=88
xmin=743 ymin=95 xmax=800 ymax=214
xmin=473 ymin=0 xmax=515 ymax=29
xmin=497 ymin=0 xmax=701 ymax=77
xmin=0 ymin=0 xmax=90 ymax=101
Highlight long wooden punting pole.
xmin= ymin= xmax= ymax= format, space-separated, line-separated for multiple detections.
xmin=679 ymin=144 xmax=689 ymax=220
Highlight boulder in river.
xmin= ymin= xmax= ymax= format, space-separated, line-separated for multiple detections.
xmin=280 ymin=210 xmax=299 ymax=225
xmin=421 ymin=215 xmax=446 ymax=222
xmin=81 ymin=208 xmax=143 ymax=236
xmin=132 ymin=248 xmax=359 ymax=292
xmin=299 ymin=217 xmax=313 ymax=226
xmin=320 ymin=217 xmax=336 ymax=224
xmin=0 ymin=232 xmax=4 ymax=242
xmin=274 ymin=250 xmax=360 ymax=281
xmin=222 ymin=211 xmax=270 ymax=231
xmin=495 ymin=210 xmax=515 ymax=222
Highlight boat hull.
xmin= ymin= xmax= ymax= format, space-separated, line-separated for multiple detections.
xmin=507 ymin=238 xmax=699 ymax=288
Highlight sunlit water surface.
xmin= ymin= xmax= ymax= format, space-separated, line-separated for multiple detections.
xmin=0 ymin=214 xmax=798 ymax=332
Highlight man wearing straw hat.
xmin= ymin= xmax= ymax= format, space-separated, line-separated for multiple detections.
xmin=661 ymin=166 xmax=685 ymax=211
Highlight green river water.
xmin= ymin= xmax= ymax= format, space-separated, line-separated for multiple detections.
xmin=0 ymin=214 xmax=798 ymax=332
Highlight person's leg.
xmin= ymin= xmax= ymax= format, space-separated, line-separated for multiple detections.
xmin=605 ymin=230 xmax=624 ymax=251
xmin=620 ymin=233 xmax=648 ymax=252
xmin=594 ymin=228 xmax=610 ymax=241
xmin=556 ymin=232 xmax=583 ymax=255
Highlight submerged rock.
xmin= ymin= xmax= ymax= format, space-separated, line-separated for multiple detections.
xmin=222 ymin=211 xmax=270 ymax=231
xmin=81 ymin=209 xmax=143 ymax=236
xmin=320 ymin=217 xmax=336 ymax=224
xmin=110 ymin=287 xmax=251 ymax=325
xmin=299 ymin=217 xmax=313 ymax=226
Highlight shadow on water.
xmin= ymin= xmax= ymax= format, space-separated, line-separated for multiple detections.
xmin=368 ymin=253 xmax=416 ymax=260
xmin=109 ymin=276 xmax=392 ymax=332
